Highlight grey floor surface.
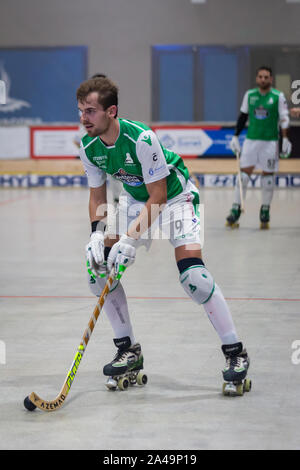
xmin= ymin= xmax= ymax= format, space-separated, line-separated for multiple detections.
xmin=0 ymin=186 xmax=299 ymax=450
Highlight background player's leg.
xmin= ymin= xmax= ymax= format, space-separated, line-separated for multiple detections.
xmin=226 ymin=166 xmax=254 ymax=227
xmin=260 ymin=172 xmax=275 ymax=229
xmin=259 ymin=141 xmax=278 ymax=229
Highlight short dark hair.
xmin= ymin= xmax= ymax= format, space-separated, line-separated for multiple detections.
xmin=76 ymin=76 xmax=118 ymax=111
xmin=256 ymin=66 xmax=273 ymax=76
xmin=91 ymin=73 xmax=107 ymax=79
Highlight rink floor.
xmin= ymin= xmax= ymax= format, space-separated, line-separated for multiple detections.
xmin=0 ymin=186 xmax=300 ymax=450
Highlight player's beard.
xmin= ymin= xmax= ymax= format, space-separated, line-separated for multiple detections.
xmin=259 ymin=81 xmax=272 ymax=92
xmin=84 ymin=117 xmax=110 ymax=138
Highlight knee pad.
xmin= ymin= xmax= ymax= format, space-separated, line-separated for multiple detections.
xmin=261 ymin=174 xmax=275 ymax=189
xmin=87 ymin=272 xmax=119 ymax=297
xmin=179 ymin=263 xmax=215 ymax=305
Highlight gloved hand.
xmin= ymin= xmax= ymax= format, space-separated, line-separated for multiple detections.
xmin=90 ymin=231 xmax=105 ymax=265
xmin=280 ymin=137 xmax=292 ymax=159
xmin=230 ymin=136 xmax=241 ymax=155
xmin=107 ymin=234 xmax=137 ymax=276
xmin=86 ymin=231 xmax=105 ymax=279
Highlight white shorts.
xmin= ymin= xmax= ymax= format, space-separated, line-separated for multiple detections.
xmin=240 ymin=139 xmax=279 ymax=173
xmin=106 ymin=180 xmax=203 ymax=250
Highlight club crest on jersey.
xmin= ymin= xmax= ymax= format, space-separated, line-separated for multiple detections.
xmin=113 ymin=168 xmax=144 ymax=186
xmin=254 ymin=106 xmax=269 ymax=120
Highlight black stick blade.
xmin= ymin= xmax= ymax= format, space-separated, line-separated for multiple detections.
xmin=24 ymin=396 xmax=37 ymax=411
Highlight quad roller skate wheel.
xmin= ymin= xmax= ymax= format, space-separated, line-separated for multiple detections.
xmin=136 ymin=371 xmax=148 ymax=386
xmin=222 ymin=382 xmax=244 ymax=396
xmin=225 ymin=222 xmax=239 ymax=229
xmin=106 ymin=371 xmax=148 ymax=391
xmin=117 ymin=377 xmax=129 ymax=391
xmin=222 ymin=378 xmax=252 ymax=397
xmin=243 ymin=378 xmax=252 ymax=392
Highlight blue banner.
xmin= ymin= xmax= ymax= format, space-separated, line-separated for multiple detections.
xmin=203 ymin=129 xmax=247 ymax=155
xmin=0 ymin=47 xmax=87 ymax=123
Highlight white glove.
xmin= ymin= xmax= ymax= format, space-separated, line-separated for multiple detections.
xmin=90 ymin=231 xmax=105 ymax=265
xmin=107 ymin=234 xmax=137 ymax=275
xmin=85 ymin=231 xmax=105 ymax=280
xmin=280 ymin=137 xmax=292 ymax=159
xmin=230 ymin=136 xmax=241 ymax=155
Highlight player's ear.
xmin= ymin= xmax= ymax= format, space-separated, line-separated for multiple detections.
xmin=107 ymin=105 xmax=118 ymax=119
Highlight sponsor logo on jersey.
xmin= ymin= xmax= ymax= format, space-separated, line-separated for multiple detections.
xmin=93 ymin=155 xmax=108 ymax=168
xmin=113 ymin=168 xmax=144 ymax=186
xmin=148 ymin=165 xmax=166 ymax=177
xmin=250 ymin=96 xmax=259 ymax=105
xmin=254 ymin=106 xmax=269 ymax=120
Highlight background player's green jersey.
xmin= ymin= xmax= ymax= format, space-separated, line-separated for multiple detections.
xmin=80 ymin=118 xmax=189 ymax=202
xmin=241 ymin=88 xmax=288 ymax=141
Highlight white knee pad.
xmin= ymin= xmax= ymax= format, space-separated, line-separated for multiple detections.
xmin=179 ymin=265 xmax=215 ymax=304
xmin=261 ymin=174 xmax=275 ymax=192
xmin=87 ymin=272 xmax=119 ymax=297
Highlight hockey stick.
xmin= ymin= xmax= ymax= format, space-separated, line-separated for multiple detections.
xmin=24 ymin=266 xmax=126 ymax=412
xmin=236 ymin=150 xmax=245 ymax=213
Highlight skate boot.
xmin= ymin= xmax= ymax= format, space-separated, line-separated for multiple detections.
xmin=221 ymin=342 xmax=251 ymax=396
xmin=260 ymin=204 xmax=270 ymax=229
xmin=225 ymin=204 xmax=241 ymax=228
xmin=103 ymin=336 xmax=147 ymax=391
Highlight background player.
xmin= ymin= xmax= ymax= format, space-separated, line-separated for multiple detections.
xmin=227 ymin=66 xmax=291 ymax=229
xmin=77 ymin=76 xmax=251 ymax=395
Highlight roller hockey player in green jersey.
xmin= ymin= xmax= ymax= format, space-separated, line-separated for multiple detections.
xmin=226 ymin=66 xmax=292 ymax=229
xmin=77 ymin=76 xmax=251 ymax=396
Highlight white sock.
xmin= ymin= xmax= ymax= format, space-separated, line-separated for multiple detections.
xmin=203 ymin=283 xmax=238 ymax=345
xmin=234 ymin=171 xmax=249 ymax=205
xmin=104 ymin=283 xmax=135 ymax=345
xmin=261 ymin=174 xmax=275 ymax=206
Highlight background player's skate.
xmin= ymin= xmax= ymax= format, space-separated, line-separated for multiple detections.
xmin=260 ymin=204 xmax=270 ymax=229
xmin=226 ymin=203 xmax=242 ymax=228
xmin=222 ymin=342 xmax=251 ymax=396
xmin=104 ymin=336 xmax=147 ymax=391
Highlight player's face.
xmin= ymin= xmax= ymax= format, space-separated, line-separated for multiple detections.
xmin=78 ymin=92 xmax=116 ymax=137
xmin=256 ymin=70 xmax=273 ymax=91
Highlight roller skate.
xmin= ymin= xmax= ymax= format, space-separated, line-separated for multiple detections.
xmin=103 ymin=336 xmax=147 ymax=391
xmin=260 ymin=204 xmax=270 ymax=230
xmin=221 ymin=342 xmax=251 ymax=396
xmin=225 ymin=204 xmax=241 ymax=228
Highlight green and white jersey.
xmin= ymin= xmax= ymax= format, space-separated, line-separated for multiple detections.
xmin=240 ymin=88 xmax=289 ymax=141
xmin=79 ymin=118 xmax=189 ymax=202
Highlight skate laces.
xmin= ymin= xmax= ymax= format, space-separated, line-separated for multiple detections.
xmin=226 ymin=355 xmax=244 ymax=371
xmin=113 ymin=348 xmax=137 ymax=365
